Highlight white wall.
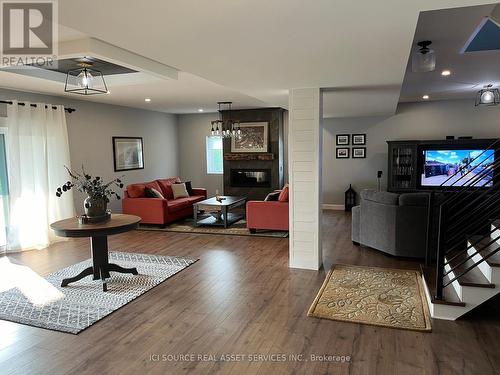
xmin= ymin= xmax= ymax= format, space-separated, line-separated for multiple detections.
xmin=322 ymin=99 xmax=500 ymax=205
xmin=177 ymin=113 xmax=223 ymax=196
xmin=283 ymin=110 xmax=289 ymax=183
xmin=288 ymin=88 xmax=322 ymax=270
xmin=0 ymin=89 xmax=179 ymax=213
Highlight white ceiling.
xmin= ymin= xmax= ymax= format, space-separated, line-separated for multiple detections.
xmin=0 ymin=1 xmax=494 ymax=117
xmin=400 ymin=3 xmax=500 ymax=103
xmin=322 ymin=86 xmax=402 ymax=118
xmin=56 ymin=0 xmax=491 ymax=117
xmin=0 ymin=70 xmax=267 ymax=113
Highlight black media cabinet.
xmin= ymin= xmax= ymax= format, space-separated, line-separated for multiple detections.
xmin=387 ymin=138 xmax=499 ymax=193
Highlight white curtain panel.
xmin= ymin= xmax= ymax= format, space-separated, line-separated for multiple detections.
xmin=5 ymin=101 xmax=75 ymax=252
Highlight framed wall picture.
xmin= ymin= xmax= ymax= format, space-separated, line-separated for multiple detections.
xmin=231 ymin=122 xmax=269 ymax=153
xmin=336 ymin=134 xmax=350 ymax=146
xmin=336 ymin=147 xmax=350 ymax=159
xmin=352 ymin=134 xmax=366 ymax=145
xmin=352 ymin=147 xmax=366 ymax=159
xmin=112 ymin=137 xmax=144 ymax=172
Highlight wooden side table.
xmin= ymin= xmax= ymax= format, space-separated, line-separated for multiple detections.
xmin=50 ymin=214 xmax=141 ymax=292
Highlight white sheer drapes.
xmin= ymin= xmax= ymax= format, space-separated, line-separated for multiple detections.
xmin=5 ymin=100 xmax=75 ymax=252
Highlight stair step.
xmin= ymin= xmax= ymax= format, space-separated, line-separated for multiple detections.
xmin=493 ymin=219 xmax=500 ymax=230
xmin=469 ymin=235 xmax=500 ymax=267
xmin=421 ymin=265 xmax=465 ymax=306
xmin=445 ymin=253 xmax=495 ymax=288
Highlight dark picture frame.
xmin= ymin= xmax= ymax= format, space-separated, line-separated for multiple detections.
xmin=336 ymin=147 xmax=350 ymax=159
xmin=352 ymin=134 xmax=366 ymax=145
xmin=352 ymin=147 xmax=366 ymax=159
xmin=336 ymin=134 xmax=350 ymax=146
xmin=231 ymin=122 xmax=269 ymax=153
xmin=112 ymin=137 xmax=144 ymax=172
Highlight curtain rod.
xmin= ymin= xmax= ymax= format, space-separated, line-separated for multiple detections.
xmin=0 ymin=100 xmax=76 ymax=113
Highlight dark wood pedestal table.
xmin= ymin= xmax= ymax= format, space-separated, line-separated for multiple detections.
xmin=50 ymin=214 xmax=141 ymax=292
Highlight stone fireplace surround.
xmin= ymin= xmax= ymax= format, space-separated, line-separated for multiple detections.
xmin=222 ymin=108 xmax=285 ymax=200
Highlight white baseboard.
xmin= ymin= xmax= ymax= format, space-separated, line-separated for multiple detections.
xmin=322 ymin=204 xmax=345 ymax=210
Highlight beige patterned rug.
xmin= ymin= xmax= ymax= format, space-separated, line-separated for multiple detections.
xmin=308 ymin=264 xmax=432 ymax=332
xmin=138 ymin=217 xmax=288 ymax=238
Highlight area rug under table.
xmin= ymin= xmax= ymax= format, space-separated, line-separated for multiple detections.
xmin=0 ymin=252 xmax=197 ymax=334
xmin=138 ymin=216 xmax=289 ymax=238
xmin=308 ymin=264 xmax=432 ymax=332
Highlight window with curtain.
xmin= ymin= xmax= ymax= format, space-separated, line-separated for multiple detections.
xmin=206 ymin=136 xmax=223 ymax=174
xmin=0 ymin=129 xmax=8 ymax=249
xmin=3 ymin=101 xmax=75 ymax=253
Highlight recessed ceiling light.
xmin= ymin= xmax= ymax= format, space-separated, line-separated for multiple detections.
xmin=198 ymin=108 xmax=204 ymax=112
xmin=441 ymin=70 xmax=451 ymax=76
xmin=145 ymin=98 xmax=151 ymax=102
xmin=422 ymin=95 xmax=430 ymax=100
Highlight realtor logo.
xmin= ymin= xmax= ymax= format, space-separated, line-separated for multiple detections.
xmin=1 ymin=0 xmax=57 ymax=67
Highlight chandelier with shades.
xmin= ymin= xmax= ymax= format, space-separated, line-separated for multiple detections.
xmin=211 ymin=102 xmax=241 ymax=138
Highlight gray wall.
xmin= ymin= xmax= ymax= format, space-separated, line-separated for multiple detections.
xmin=0 ymin=89 xmax=178 ymax=213
xmin=323 ymin=99 xmax=500 ymax=205
xmin=177 ymin=113 xmax=224 ymax=196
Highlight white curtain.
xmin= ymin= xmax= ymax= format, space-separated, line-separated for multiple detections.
xmin=5 ymin=100 xmax=75 ymax=252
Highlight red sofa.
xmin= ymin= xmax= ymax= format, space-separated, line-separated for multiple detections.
xmin=246 ymin=188 xmax=289 ymax=232
xmin=122 ymin=177 xmax=207 ymax=225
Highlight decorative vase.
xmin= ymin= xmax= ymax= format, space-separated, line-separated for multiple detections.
xmin=84 ymin=196 xmax=108 ymax=217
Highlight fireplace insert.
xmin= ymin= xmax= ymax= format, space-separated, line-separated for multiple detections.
xmin=230 ymin=169 xmax=271 ymax=188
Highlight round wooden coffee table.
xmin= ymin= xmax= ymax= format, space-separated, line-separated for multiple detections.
xmin=50 ymin=214 xmax=141 ymax=292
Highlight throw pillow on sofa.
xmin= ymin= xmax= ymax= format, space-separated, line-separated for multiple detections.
xmin=146 ymin=180 xmax=163 ymax=194
xmin=145 ymin=187 xmax=161 ymax=198
xmin=175 ymin=180 xmax=193 ymax=196
xmin=147 ymin=187 xmax=164 ymax=199
xmin=171 ymin=183 xmax=189 ymax=199
xmin=157 ymin=178 xmax=181 ymax=199
xmin=278 ymin=185 xmax=289 ymax=202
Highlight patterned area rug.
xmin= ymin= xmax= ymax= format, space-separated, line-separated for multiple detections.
xmin=0 ymin=252 xmax=197 ymax=334
xmin=308 ymin=264 xmax=432 ymax=332
xmin=138 ymin=216 xmax=289 ymax=238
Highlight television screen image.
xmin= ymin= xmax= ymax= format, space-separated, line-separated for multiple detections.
xmin=421 ymin=149 xmax=495 ymax=187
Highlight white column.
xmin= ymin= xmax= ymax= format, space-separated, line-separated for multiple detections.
xmin=288 ymin=88 xmax=323 ymax=270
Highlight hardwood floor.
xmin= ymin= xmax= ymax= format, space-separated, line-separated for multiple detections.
xmin=1 ymin=211 xmax=499 ymax=375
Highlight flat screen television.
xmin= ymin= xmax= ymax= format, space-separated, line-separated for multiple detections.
xmin=421 ymin=149 xmax=495 ymax=187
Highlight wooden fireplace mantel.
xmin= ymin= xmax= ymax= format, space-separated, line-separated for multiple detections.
xmin=224 ymin=153 xmax=275 ymax=161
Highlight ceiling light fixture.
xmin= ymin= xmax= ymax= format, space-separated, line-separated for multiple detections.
xmin=422 ymin=95 xmax=430 ymax=100
xmin=64 ymin=62 xmax=108 ymax=95
xmin=412 ymin=40 xmax=436 ymax=73
xmin=210 ymin=102 xmax=240 ymax=138
xmin=441 ymin=70 xmax=451 ymax=76
xmin=198 ymin=108 xmax=204 ymax=112
xmin=475 ymin=84 xmax=500 ymax=106
xmin=145 ymin=98 xmax=151 ymax=102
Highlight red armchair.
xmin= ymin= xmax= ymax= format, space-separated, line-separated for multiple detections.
xmin=246 ymin=187 xmax=289 ymax=232
xmin=122 ymin=177 xmax=207 ymax=225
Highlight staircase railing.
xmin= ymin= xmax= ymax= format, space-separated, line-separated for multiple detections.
xmin=433 ymin=139 xmax=500 ymax=300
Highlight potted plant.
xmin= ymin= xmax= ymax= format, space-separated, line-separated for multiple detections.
xmin=56 ymin=166 xmax=124 ymax=219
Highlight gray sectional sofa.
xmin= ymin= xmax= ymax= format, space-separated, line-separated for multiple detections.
xmin=351 ymin=189 xmax=430 ymax=258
